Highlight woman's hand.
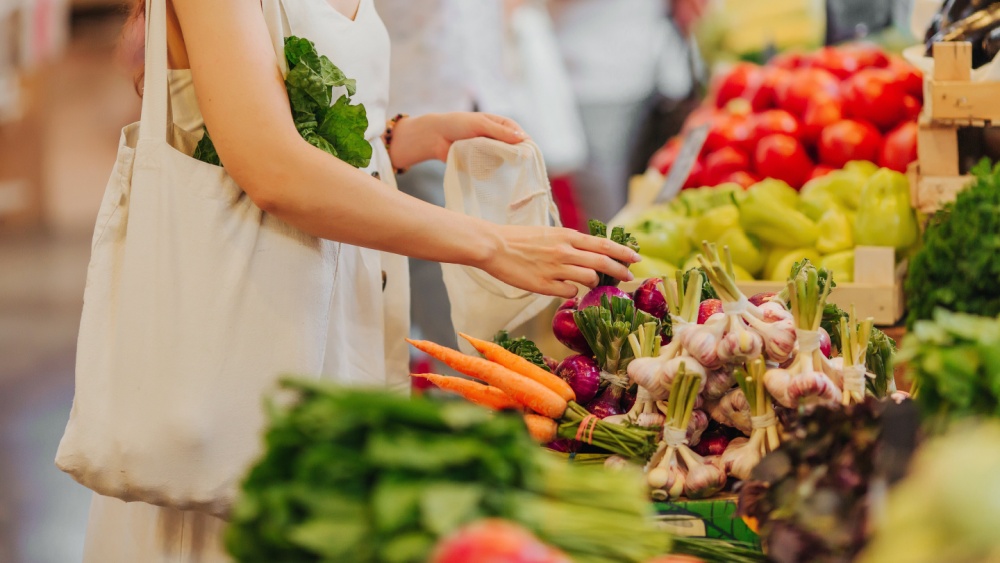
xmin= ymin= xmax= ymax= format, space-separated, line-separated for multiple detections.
xmin=387 ymin=112 xmax=528 ymax=171
xmin=472 ymin=224 xmax=640 ymax=299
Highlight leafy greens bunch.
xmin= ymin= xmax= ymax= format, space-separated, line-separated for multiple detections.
xmin=194 ymin=36 xmax=372 ymax=169
xmin=493 ymin=330 xmax=550 ymax=372
xmin=905 ymin=158 xmax=1000 ymax=327
xmin=588 ymin=219 xmax=639 ymax=287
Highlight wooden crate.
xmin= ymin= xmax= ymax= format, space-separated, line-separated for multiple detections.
xmin=912 ymin=41 xmax=991 ymax=213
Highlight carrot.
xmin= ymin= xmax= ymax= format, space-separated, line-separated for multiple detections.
xmin=411 ymin=373 xmax=522 ymax=411
xmin=406 ymin=338 xmax=568 ymax=419
xmin=459 ymin=332 xmax=577 ymax=402
xmin=523 ymin=414 xmax=558 ymax=444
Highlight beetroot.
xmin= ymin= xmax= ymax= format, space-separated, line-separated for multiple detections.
xmin=632 ymin=278 xmax=668 ymax=319
xmin=555 ymin=355 xmax=601 ymax=404
xmin=692 ymin=432 xmax=731 ymax=457
xmin=552 ymin=308 xmax=591 ymax=355
xmin=578 ymin=285 xmax=631 ymax=310
xmin=698 ymin=299 xmax=723 ymax=324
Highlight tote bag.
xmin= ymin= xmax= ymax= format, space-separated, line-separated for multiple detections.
xmin=54 ymin=0 xmax=336 ymax=518
xmin=441 ymin=138 xmax=560 ymax=353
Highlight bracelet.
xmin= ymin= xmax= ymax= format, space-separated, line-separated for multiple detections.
xmin=383 ymin=113 xmax=409 ymax=175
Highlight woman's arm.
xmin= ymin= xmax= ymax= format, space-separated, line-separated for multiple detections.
xmin=385 ymin=112 xmax=528 ymax=170
xmin=171 ymin=0 xmax=635 ymax=298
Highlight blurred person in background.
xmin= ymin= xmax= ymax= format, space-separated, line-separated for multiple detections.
xmin=549 ymin=0 xmax=707 ymax=223
xmin=375 ymin=0 xmax=517 ymax=363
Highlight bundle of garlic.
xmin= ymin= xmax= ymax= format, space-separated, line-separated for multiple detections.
xmin=764 ymin=265 xmax=843 ymax=408
xmin=627 ymin=271 xmax=708 ymax=405
xmin=646 ymin=364 xmax=727 ymax=500
xmin=706 ymin=387 xmax=752 ymax=435
xmin=834 ymin=306 xmax=875 ymax=406
xmin=695 ymin=242 xmax=795 ymax=367
xmin=605 ymin=321 xmax=665 ymax=427
xmin=720 ymin=359 xmax=782 ymax=480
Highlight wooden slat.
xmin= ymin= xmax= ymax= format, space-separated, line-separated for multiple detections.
xmin=932 ymin=42 xmax=972 ymax=81
xmin=916 ymin=124 xmax=959 ymax=176
xmin=928 ymin=80 xmax=1000 ymax=123
xmin=913 ymin=174 xmax=973 ymax=214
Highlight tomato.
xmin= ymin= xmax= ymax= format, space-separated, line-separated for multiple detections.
xmin=902 ymin=94 xmax=921 ymax=121
xmin=682 ymin=105 xmax=720 ymax=134
xmin=808 ymin=46 xmax=862 ymax=79
xmin=809 ymin=165 xmax=836 ymax=180
xmin=879 ymin=121 xmax=918 ymax=172
xmin=754 ymin=133 xmax=814 ymax=189
xmin=702 ymin=146 xmax=750 ymax=185
xmin=887 ymin=55 xmax=923 ymax=100
xmin=704 ymin=113 xmax=753 ymax=154
xmin=649 ymin=139 xmax=681 ymax=174
xmin=777 ymin=67 xmax=841 ymax=118
xmin=842 ymin=68 xmax=908 ymax=130
xmin=713 ymin=62 xmax=764 ymax=109
xmin=750 ymin=109 xmax=800 ymax=147
xmin=838 ymin=43 xmax=890 ymax=69
xmin=755 ymin=67 xmax=791 ymax=111
xmin=720 ymin=170 xmax=759 ymax=188
xmin=683 ymin=158 xmax=706 ymax=189
xmin=800 ymin=96 xmax=843 ymax=147
xmin=818 ymin=119 xmax=882 ymax=168
xmin=770 ymin=50 xmax=808 ymax=69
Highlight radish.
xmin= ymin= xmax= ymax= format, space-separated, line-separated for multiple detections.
xmin=697 ymin=299 xmax=723 ymax=324
xmin=633 ymin=278 xmax=668 ymax=319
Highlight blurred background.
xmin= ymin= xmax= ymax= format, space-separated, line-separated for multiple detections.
xmin=0 ymin=0 xmax=917 ymax=561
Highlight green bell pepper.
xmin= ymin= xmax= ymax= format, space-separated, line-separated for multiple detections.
xmin=747 ymin=178 xmax=799 ymax=209
xmin=854 ymin=168 xmax=919 ymax=252
xmin=816 ymin=207 xmax=854 ymax=255
xmin=717 ymin=227 xmax=766 ymax=276
xmin=690 ymin=204 xmax=740 ymax=246
xmin=765 ymin=247 xmax=822 ymax=281
xmin=738 ymin=187 xmax=819 ymax=248
xmin=821 ymin=250 xmax=855 ymax=283
xmin=631 ymin=218 xmax=692 ymax=266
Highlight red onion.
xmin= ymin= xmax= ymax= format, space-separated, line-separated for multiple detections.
xmin=748 ymin=292 xmax=777 ymax=307
xmin=558 ymin=298 xmax=577 ymax=311
xmin=819 ymin=326 xmax=832 ymax=358
xmin=697 ymin=299 xmax=723 ymax=324
xmin=545 ymin=438 xmax=579 ymax=453
xmin=620 ymin=386 xmax=637 ymax=412
xmin=543 ymin=356 xmax=559 ymax=372
xmin=578 ymin=285 xmax=631 ymax=310
xmin=554 ymin=355 xmax=601 ymax=404
xmin=584 ymin=384 xmax=625 ymax=419
xmin=692 ymin=432 xmax=731 ymax=457
xmin=632 ymin=278 xmax=667 ymax=319
xmin=552 ymin=308 xmax=591 ymax=355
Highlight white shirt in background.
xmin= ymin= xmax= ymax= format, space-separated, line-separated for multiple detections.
xmin=375 ymin=0 xmax=516 ymax=117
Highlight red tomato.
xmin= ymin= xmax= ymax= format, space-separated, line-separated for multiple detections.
xmin=818 ymin=119 xmax=882 ymax=168
xmin=754 ymin=134 xmax=814 ymax=189
xmin=713 ymin=62 xmax=764 ymax=109
xmin=720 ymin=170 xmax=759 ymax=188
xmin=777 ymin=67 xmax=841 ymax=118
xmin=809 ymin=165 xmax=836 ymax=181
xmin=704 ymin=113 xmax=753 ymax=154
xmin=770 ymin=50 xmax=808 ymax=69
xmin=838 ymin=43 xmax=890 ymax=69
xmin=842 ymin=68 xmax=908 ymax=130
xmin=683 ymin=159 xmax=706 ymax=189
xmin=431 ymin=520 xmax=572 ymax=563
xmin=750 ymin=109 xmax=801 ymax=147
xmin=879 ymin=121 xmax=918 ymax=172
xmin=808 ymin=46 xmax=862 ymax=79
xmin=755 ymin=67 xmax=791 ymax=111
xmin=887 ymin=55 xmax=924 ymax=100
xmin=649 ymin=139 xmax=681 ymax=174
xmin=702 ymin=147 xmax=750 ymax=185
xmin=682 ymin=106 xmax=720 ymax=134
xmin=801 ymin=96 xmax=843 ymax=146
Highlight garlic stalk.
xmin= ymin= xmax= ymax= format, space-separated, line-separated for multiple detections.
xmin=696 ymin=242 xmax=765 ymax=365
xmin=607 ymin=322 xmax=665 ymax=427
xmin=838 ymin=305 xmax=875 ymax=406
xmin=734 ymin=358 xmax=781 ymax=458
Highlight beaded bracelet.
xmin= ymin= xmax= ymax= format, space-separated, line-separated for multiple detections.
xmin=383 ymin=113 xmax=409 ymax=175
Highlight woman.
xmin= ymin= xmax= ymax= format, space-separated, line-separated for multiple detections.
xmin=78 ymin=0 xmax=637 ymax=560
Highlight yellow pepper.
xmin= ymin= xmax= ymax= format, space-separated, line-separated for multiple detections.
xmin=816 ymin=207 xmax=854 ymax=255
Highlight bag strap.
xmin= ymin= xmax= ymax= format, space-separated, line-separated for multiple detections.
xmin=138 ymin=0 xmax=169 ymax=143
xmin=138 ymin=0 xmax=288 ymax=144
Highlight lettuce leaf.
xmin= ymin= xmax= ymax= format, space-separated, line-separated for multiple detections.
xmin=194 ymin=36 xmax=370 ymax=169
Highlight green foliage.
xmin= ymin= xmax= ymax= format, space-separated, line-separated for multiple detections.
xmin=493 ymin=330 xmax=549 ymax=372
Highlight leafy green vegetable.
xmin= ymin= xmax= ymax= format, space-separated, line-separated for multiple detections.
xmin=230 ymin=379 xmax=725 ymax=563
xmin=905 ymin=158 xmax=1000 ymax=328
xmin=573 ymin=295 xmax=661 ymax=374
xmin=588 ymin=219 xmax=639 ymax=287
xmin=821 ymin=302 xmax=896 ymax=398
xmin=195 ymin=36 xmax=371 ymax=169
xmin=493 ymin=330 xmax=550 ymax=372
xmin=897 ymin=308 xmax=1000 ymax=424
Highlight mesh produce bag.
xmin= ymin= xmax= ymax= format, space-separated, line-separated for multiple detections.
xmin=441 ymin=138 xmax=561 ymax=353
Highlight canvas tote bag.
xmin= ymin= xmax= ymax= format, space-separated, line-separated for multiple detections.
xmin=55 ymin=0 xmax=337 ymax=518
xmin=440 ymin=138 xmax=561 ymax=353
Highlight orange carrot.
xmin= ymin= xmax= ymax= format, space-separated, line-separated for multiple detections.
xmin=459 ymin=332 xmax=576 ymax=402
xmin=523 ymin=414 xmax=558 ymax=444
xmin=411 ymin=373 xmax=522 ymax=411
xmin=406 ymin=338 xmax=568 ymax=419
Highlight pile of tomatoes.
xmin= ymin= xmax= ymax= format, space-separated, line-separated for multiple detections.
xmin=650 ymin=44 xmax=921 ymax=190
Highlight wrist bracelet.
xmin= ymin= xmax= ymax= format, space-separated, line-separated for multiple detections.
xmin=383 ymin=113 xmax=409 ymax=175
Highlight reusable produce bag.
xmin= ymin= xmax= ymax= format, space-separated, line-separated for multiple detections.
xmin=54 ymin=0 xmax=336 ymax=518
xmin=441 ymin=138 xmax=561 ymax=354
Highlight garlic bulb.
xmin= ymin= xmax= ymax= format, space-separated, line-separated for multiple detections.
xmin=627 ymin=356 xmax=671 ymax=400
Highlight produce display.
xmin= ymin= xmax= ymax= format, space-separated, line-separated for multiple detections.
xmin=626 ymin=165 xmax=919 ymax=283
xmin=648 ymin=43 xmax=922 ymax=191
xmin=227 ymin=379 xmax=761 ymax=563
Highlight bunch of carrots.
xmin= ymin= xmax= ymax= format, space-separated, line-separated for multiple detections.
xmin=408 ymin=334 xmax=658 ymax=462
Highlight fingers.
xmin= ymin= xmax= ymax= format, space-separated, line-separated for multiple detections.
xmin=540 ymin=280 xmax=580 ymax=300
xmin=560 ymin=265 xmax=602 ymax=289
xmin=569 ymin=231 xmax=642 ymax=265
xmin=480 ymin=114 xmax=528 ymax=145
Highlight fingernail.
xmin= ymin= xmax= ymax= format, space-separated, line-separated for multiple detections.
xmin=632 ymin=252 xmax=642 ymax=262
xmin=626 ymin=271 xmax=635 ymax=281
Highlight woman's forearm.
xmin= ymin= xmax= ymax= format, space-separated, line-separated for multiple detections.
xmin=240 ymin=136 xmax=498 ymax=267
